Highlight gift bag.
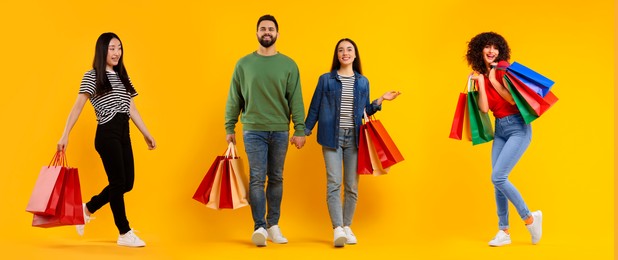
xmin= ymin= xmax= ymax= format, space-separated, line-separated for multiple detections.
xmin=196 ymin=143 xmax=249 ymax=210
xmin=32 ymin=167 xmax=85 ymax=228
xmin=365 ymin=113 xmax=404 ymax=169
xmin=504 ymin=75 xmax=540 ymax=124
xmin=468 ymin=78 xmax=494 ymax=145
xmin=364 ymin=122 xmax=389 ymax=176
xmin=204 ymin=159 xmax=226 ymax=209
xmin=192 ymin=156 xmax=224 ymax=204
xmin=506 ymin=61 xmax=554 ymax=97
xmin=449 ymin=76 xmax=472 ymax=140
xmin=357 ymin=123 xmax=374 ymax=175
xmin=26 ymin=152 xmax=68 ymax=216
xmin=505 ymin=73 xmax=558 ymax=117
xmin=226 ymin=143 xmax=249 ymax=209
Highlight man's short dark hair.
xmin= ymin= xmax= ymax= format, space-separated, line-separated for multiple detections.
xmin=257 ymin=14 xmax=278 ymax=31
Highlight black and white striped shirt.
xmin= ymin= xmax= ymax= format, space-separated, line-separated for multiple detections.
xmin=338 ymin=74 xmax=355 ymax=128
xmin=79 ymin=70 xmax=137 ymax=125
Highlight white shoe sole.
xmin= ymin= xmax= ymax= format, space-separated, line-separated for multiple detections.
xmin=532 ymin=211 xmax=543 ymax=245
xmin=334 ymin=236 xmax=347 ymax=247
xmin=252 ymin=233 xmax=267 ymax=246
xmin=117 ymin=242 xmax=146 ymax=247
xmin=489 ymin=240 xmax=511 ymax=247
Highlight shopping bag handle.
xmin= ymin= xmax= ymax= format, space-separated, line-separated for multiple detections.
xmin=466 ymin=74 xmax=473 ymax=92
xmin=363 ymin=109 xmax=376 ymax=123
xmin=48 ymin=150 xmax=68 ymax=167
xmin=224 ymin=142 xmax=238 ymax=158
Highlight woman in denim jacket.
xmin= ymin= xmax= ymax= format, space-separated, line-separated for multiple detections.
xmin=304 ymin=38 xmax=400 ymax=247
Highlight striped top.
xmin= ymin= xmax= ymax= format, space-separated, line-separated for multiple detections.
xmin=79 ymin=70 xmax=137 ymax=125
xmin=338 ymin=74 xmax=355 ymax=128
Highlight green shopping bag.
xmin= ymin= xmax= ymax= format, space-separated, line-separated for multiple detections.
xmin=503 ymin=75 xmax=538 ymax=124
xmin=467 ymin=78 xmax=494 ymax=145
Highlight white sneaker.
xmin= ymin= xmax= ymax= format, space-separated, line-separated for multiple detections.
xmin=343 ymin=226 xmax=357 ymax=244
xmin=488 ymin=230 xmax=511 ymax=247
xmin=252 ymin=227 xmax=268 ymax=246
xmin=333 ymin=227 xmax=347 ymax=247
xmin=526 ymin=210 xmax=543 ymax=244
xmin=267 ymin=225 xmax=288 ymax=244
xmin=76 ymin=203 xmax=94 ymax=236
xmin=117 ymin=229 xmax=146 ymax=247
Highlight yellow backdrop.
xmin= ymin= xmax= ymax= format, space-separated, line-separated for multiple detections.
xmin=0 ymin=1 xmax=614 ymax=259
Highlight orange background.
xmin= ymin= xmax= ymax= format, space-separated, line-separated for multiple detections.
xmin=0 ymin=0 xmax=614 ymax=259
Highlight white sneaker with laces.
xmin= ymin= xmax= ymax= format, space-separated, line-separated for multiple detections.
xmin=267 ymin=225 xmax=288 ymax=244
xmin=117 ymin=229 xmax=146 ymax=247
xmin=526 ymin=210 xmax=543 ymax=244
xmin=333 ymin=227 xmax=347 ymax=247
xmin=76 ymin=203 xmax=94 ymax=236
xmin=252 ymin=227 xmax=268 ymax=246
xmin=343 ymin=226 xmax=357 ymax=244
xmin=488 ymin=230 xmax=511 ymax=247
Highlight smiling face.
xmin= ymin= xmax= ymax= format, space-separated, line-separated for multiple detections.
xmin=256 ymin=20 xmax=278 ymax=48
xmin=482 ymin=44 xmax=499 ymax=66
xmin=337 ymin=40 xmax=356 ymax=67
xmin=106 ymin=38 xmax=122 ymax=71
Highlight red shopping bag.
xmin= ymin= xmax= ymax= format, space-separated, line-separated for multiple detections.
xmin=26 ymin=152 xmax=68 ymax=216
xmin=32 ymin=167 xmax=85 ymax=227
xmin=365 ymin=114 xmax=404 ymax=169
xmin=357 ymin=124 xmax=374 ymax=175
xmin=449 ymin=92 xmax=467 ymax=140
xmin=450 ymin=78 xmax=472 ymax=140
xmin=193 ymin=156 xmax=225 ymax=205
xmin=505 ymin=73 xmax=558 ymax=116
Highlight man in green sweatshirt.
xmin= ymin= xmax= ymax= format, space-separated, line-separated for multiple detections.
xmin=224 ymin=14 xmax=306 ymax=247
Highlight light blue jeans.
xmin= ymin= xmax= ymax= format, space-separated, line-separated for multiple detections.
xmin=243 ymin=131 xmax=289 ymax=230
xmin=491 ymin=114 xmax=532 ymax=230
xmin=322 ymin=128 xmax=359 ymax=228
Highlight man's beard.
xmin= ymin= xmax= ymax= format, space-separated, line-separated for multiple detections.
xmin=258 ymin=35 xmax=277 ymax=48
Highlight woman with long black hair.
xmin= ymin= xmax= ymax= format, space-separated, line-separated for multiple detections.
xmin=57 ymin=32 xmax=155 ymax=247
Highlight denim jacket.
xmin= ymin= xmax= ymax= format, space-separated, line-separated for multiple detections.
xmin=304 ymin=70 xmax=381 ymax=149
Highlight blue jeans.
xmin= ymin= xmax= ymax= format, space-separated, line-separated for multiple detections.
xmin=491 ymin=114 xmax=532 ymax=230
xmin=322 ymin=128 xmax=359 ymax=228
xmin=243 ymin=131 xmax=289 ymax=230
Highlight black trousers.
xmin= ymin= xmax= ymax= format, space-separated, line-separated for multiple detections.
xmin=86 ymin=113 xmax=134 ymax=234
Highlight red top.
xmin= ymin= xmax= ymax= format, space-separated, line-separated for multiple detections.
xmin=478 ymin=61 xmax=519 ymax=118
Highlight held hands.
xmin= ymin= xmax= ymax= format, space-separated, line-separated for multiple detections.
xmin=290 ymin=136 xmax=306 ymax=149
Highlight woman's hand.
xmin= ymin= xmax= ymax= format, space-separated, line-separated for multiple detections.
xmin=57 ymin=136 xmax=68 ymax=152
xmin=144 ymin=134 xmax=156 ymax=150
xmin=377 ymin=91 xmax=401 ymax=105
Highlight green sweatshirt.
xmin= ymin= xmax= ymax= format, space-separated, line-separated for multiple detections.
xmin=225 ymin=52 xmax=306 ymax=136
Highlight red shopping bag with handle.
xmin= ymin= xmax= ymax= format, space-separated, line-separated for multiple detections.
xmin=32 ymin=167 xmax=85 ymax=227
xmin=365 ymin=112 xmax=404 ymax=169
xmin=357 ymin=113 xmax=391 ymax=176
xmin=357 ymin=123 xmax=374 ymax=175
xmin=26 ymin=152 xmax=69 ymax=216
xmin=449 ymin=77 xmax=472 ymax=140
xmin=505 ymin=73 xmax=558 ymax=117
xmin=193 ymin=156 xmax=225 ymax=205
